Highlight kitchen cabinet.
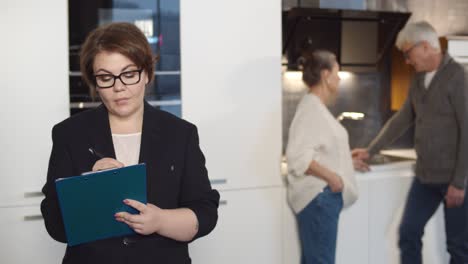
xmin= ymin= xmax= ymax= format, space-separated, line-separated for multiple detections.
xmin=189 ymin=187 xmax=283 ymax=264
xmin=367 ymin=174 xmax=411 ymax=263
xmin=181 ymin=0 xmax=282 ymax=191
xmin=0 ymin=206 xmax=65 ymax=264
xmin=447 ymin=36 xmax=468 ymax=63
xmin=2 ymin=0 xmax=69 ymax=206
xmin=180 ymin=0 xmax=285 ymax=262
xmin=340 ymin=21 xmax=378 ymax=66
xmin=336 ymin=180 xmax=370 ymax=263
xmin=282 ymin=196 xmax=301 ymax=264
xmin=447 ymin=36 xmax=468 ymax=70
xmin=181 ymin=0 xmax=284 ymax=262
xmin=367 ymin=173 xmax=449 ymax=264
xmin=282 ymin=8 xmax=409 ymax=72
xmin=1 ymin=0 xmax=69 ymax=262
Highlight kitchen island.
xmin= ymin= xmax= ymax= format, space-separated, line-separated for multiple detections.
xmin=282 ymin=159 xmax=450 ymax=264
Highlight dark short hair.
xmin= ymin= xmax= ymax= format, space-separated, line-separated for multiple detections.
xmin=300 ymin=50 xmax=337 ymax=87
xmin=80 ymin=22 xmax=158 ymax=96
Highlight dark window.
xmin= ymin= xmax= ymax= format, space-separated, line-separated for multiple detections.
xmin=69 ymin=0 xmax=181 ymax=117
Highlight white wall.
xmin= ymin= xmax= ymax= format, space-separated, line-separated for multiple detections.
xmin=1 ymin=0 xmax=70 ymax=206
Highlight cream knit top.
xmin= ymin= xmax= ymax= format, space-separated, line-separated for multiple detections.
xmin=286 ymin=93 xmax=359 ymax=213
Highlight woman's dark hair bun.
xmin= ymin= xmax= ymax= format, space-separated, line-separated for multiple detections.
xmin=301 ymin=50 xmax=336 ymax=87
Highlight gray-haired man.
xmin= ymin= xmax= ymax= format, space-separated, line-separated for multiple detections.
xmin=353 ymin=21 xmax=468 ymax=264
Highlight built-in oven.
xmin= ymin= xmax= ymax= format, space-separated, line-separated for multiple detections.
xmin=69 ymin=0 xmax=181 ymax=116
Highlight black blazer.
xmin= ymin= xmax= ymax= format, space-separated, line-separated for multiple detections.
xmin=41 ymin=101 xmax=219 ymax=264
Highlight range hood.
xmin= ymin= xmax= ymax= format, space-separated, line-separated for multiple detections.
xmin=283 ymin=7 xmax=411 ymax=71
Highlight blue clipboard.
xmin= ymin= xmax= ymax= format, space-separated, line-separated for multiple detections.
xmin=55 ymin=163 xmax=147 ymax=246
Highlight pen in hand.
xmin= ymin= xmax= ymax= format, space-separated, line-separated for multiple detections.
xmin=88 ymin=148 xmax=124 ymax=171
xmin=88 ymin=148 xmax=105 ymax=159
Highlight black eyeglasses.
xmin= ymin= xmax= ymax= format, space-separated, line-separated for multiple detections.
xmin=403 ymin=42 xmax=423 ymax=60
xmin=94 ymin=69 xmax=143 ymax=89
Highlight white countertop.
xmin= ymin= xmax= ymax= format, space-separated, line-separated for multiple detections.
xmin=357 ymin=160 xmax=415 ymax=181
xmin=281 ymin=149 xmax=417 ymax=181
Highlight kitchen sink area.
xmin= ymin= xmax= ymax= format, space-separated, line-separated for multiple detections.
xmin=368 ymin=148 xmax=416 ymax=165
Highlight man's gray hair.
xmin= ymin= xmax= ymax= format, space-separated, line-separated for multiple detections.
xmin=395 ymin=21 xmax=440 ymax=51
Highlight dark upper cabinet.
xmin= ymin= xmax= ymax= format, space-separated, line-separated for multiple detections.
xmin=282 ymin=10 xmax=340 ymax=68
xmin=282 ymin=8 xmax=410 ymax=71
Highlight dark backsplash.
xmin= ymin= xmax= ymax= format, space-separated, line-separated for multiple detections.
xmin=328 ymin=72 xmax=383 ymax=149
xmin=282 ymin=71 xmax=414 ymax=152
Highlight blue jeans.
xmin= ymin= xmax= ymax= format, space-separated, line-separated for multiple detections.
xmin=399 ymin=178 xmax=468 ymax=264
xmin=297 ymin=187 xmax=343 ymax=264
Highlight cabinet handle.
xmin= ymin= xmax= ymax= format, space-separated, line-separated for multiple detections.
xmin=24 ymin=215 xmax=43 ymax=221
xmin=24 ymin=191 xmax=44 ymax=198
xmin=210 ymin=179 xmax=227 ymax=185
xmin=219 ymin=200 xmax=227 ymax=206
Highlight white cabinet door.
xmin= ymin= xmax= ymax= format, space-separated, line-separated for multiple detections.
xmin=283 ymin=180 xmax=370 ymax=264
xmin=447 ymin=39 xmax=468 ymax=64
xmin=368 ymin=175 xmax=450 ymax=264
xmin=180 ymin=0 xmax=282 ymax=190
xmin=336 ymin=180 xmax=370 ymax=264
xmin=367 ymin=175 xmax=412 ymax=264
xmin=0 ymin=206 xmax=65 ymax=264
xmin=282 ymin=194 xmax=301 ymax=264
xmin=448 ymin=39 xmax=468 ymax=57
xmin=1 ymin=0 xmax=69 ymax=206
xmin=189 ymin=187 xmax=283 ymax=264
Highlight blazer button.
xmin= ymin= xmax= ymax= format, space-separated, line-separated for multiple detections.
xmin=123 ymin=237 xmax=129 ymax=246
xmin=171 ymin=165 xmax=174 ymax=171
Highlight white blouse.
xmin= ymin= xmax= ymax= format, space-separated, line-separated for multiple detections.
xmin=286 ymin=93 xmax=358 ymax=213
xmin=112 ymin=132 xmax=142 ymax=166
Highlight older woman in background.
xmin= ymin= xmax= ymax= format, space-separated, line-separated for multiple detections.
xmin=286 ymin=50 xmax=367 ymax=264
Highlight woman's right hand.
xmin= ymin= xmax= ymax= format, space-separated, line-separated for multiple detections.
xmin=328 ymin=174 xmax=344 ymax=193
xmin=92 ymin=158 xmax=124 ymax=171
xmin=353 ymin=157 xmax=370 ymax=172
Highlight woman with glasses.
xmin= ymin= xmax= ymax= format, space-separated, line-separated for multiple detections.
xmin=41 ymin=22 xmax=219 ymax=264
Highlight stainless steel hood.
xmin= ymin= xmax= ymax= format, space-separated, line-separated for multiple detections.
xmin=282 ymin=7 xmax=411 ymax=71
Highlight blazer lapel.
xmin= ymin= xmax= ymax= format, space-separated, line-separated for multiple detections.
xmin=139 ymin=102 xmax=173 ymax=203
xmin=89 ymin=104 xmax=116 ymax=159
xmin=139 ymin=101 xmax=170 ymax=166
xmin=412 ymin=74 xmax=428 ymax=105
xmin=426 ymin=53 xmax=452 ymax=92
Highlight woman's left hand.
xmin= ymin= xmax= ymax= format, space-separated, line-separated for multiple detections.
xmin=115 ymin=199 xmax=165 ymax=235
